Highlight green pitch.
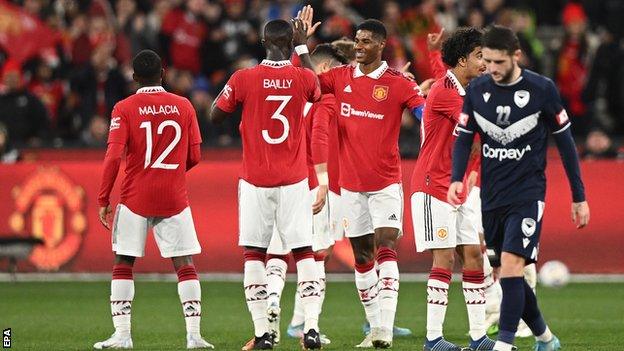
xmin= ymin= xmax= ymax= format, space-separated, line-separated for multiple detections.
xmin=1 ymin=281 xmax=622 ymax=350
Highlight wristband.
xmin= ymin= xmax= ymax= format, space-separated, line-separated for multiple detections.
xmin=295 ymin=45 xmax=309 ymax=56
xmin=317 ymin=171 xmax=329 ymax=186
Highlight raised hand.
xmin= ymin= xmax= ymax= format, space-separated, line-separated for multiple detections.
xmin=291 ymin=18 xmax=308 ymax=46
xmin=296 ymin=5 xmax=321 ymax=38
xmin=427 ymin=27 xmax=445 ymax=51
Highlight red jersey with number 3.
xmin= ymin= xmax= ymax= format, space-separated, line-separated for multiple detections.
xmin=215 ymin=60 xmax=321 ymax=187
xmin=107 ymin=86 xmax=202 ymax=217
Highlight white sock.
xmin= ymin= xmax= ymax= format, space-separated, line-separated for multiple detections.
xmin=524 ymin=264 xmax=537 ymax=291
xmin=378 ymin=260 xmax=399 ymax=331
xmin=316 ymin=260 xmax=326 ymax=315
xmin=463 ymin=281 xmax=487 ymax=340
xmin=291 ymin=292 xmax=305 ymax=327
xmin=178 ymin=279 xmax=202 ymax=335
xmin=355 ymin=265 xmax=381 ymax=329
xmin=426 ymin=278 xmax=450 ymax=340
xmin=244 ymin=260 xmax=269 ymax=337
xmin=484 ymin=253 xmax=500 ymax=316
xmin=494 ymin=340 xmax=514 ymax=351
xmin=296 ymin=257 xmax=321 ymax=333
xmin=536 ymin=326 xmax=553 ymax=342
xmin=111 ymin=279 xmax=134 ymax=335
xmin=266 ymin=258 xmax=287 ymax=307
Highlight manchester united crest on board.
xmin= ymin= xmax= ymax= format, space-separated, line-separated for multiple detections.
xmin=372 ymin=85 xmax=389 ymax=102
xmin=9 ymin=167 xmax=86 ymax=271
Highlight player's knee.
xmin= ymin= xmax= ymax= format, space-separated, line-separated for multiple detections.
xmin=353 ymin=249 xmax=375 ymax=265
xmin=171 ymin=255 xmax=193 ymax=270
xmin=432 ymin=249 xmax=455 ymax=269
xmin=115 ymin=255 xmax=135 ymax=266
xmin=461 ymin=245 xmax=484 ymax=269
xmin=500 ymin=252 xmax=526 ymax=277
xmin=374 ymin=229 xmax=399 ymax=249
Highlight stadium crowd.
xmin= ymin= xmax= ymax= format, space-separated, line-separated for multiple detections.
xmin=0 ymin=0 xmax=623 ymax=160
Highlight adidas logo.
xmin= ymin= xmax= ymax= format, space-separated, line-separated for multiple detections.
xmin=344 ymin=85 xmax=352 ymax=93
xmin=483 ymin=92 xmax=491 ymax=102
xmin=388 ymin=214 xmax=398 ymax=221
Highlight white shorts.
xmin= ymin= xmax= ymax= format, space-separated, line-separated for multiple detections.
xmin=412 ymin=191 xmax=481 ymax=252
xmin=465 ymin=186 xmax=484 ymax=234
xmin=328 ymin=190 xmax=347 ymax=241
xmin=112 ymin=204 xmax=201 ymax=258
xmin=341 ymin=183 xmax=404 ymax=238
xmin=267 ymin=187 xmax=334 ymax=254
xmin=239 ymin=179 xmax=312 ymax=250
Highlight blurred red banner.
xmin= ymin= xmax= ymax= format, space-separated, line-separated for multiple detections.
xmin=0 ymin=156 xmax=622 ymax=274
xmin=0 ymin=0 xmax=59 ymax=63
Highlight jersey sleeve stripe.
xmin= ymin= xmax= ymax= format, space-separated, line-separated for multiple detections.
xmin=552 ymin=122 xmax=571 ymax=135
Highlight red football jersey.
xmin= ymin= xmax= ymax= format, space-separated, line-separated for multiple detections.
xmin=216 ymin=60 xmax=321 ymax=187
xmin=107 ymin=86 xmax=202 ymax=217
xmin=319 ymin=62 xmax=425 ymax=191
xmin=411 ymin=71 xmax=476 ymax=203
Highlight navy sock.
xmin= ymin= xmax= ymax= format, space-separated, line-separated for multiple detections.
xmin=498 ymin=277 xmax=525 ymax=344
xmin=522 ymin=280 xmax=547 ymax=336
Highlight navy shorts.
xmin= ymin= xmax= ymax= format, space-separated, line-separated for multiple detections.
xmin=482 ymin=200 xmax=545 ymax=265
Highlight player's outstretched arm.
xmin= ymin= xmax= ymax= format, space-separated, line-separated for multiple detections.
xmin=553 ymin=126 xmax=590 ymax=228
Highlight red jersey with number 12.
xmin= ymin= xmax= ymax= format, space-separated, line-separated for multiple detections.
xmin=216 ymin=60 xmax=320 ymax=187
xmin=107 ymin=86 xmax=202 ymax=217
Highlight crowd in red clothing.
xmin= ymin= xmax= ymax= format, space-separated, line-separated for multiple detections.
xmin=0 ymin=0 xmax=623 ymax=161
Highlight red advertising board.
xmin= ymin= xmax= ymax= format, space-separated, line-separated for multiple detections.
xmin=0 ymin=154 xmax=622 ymax=273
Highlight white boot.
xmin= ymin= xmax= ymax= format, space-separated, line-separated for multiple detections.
xmin=93 ymin=332 xmax=133 ymax=349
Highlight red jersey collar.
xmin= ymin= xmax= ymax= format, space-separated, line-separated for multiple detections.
xmin=136 ymin=86 xmax=165 ymax=94
xmin=353 ymin=61 xmax=388 ymax=80
xmin=260 ymin=60 xmax=292 ymax=68
xmin=446 ymin=70 xmax=466 ymax=96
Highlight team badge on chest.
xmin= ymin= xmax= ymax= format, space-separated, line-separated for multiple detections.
xmin=372 ymin=85 xmax=389 ymax=102
xmin=514 ymin=90 xmax=530 ymax=108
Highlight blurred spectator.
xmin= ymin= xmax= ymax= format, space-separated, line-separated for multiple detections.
xmin=556 ymin=3 xmax=591 ymax=136
xmin=582 ymin=129 xmax=620 ymax=159
xmin=582 ymin=30 xmax=624 ymax=134
xmin=0 ymin=122 xmax=20 ymax=163
xmin=69 ymin=44 xmax=127 ymax=137
xmin=28 ymin=59 xmax=66 ymax=129
xmin=160 ymin=0 xmax=209 ymax=74
xmin=216 ymin=0 xmax=262 ymax=66
xmin=80 ymin=114 xmax=109 ymax=147
xmin=318 ymin=0 xmax=362 ymax=42
xmin=0 ymin=60 xmax=49 ymax=147
xmin=382 ymin=1 xmax=413 ymax=71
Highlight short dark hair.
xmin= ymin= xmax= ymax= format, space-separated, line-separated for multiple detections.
xmin=356 ymin=19 xmax=387 ymax=39
xmin=263 ymin=19 xmax=293 ymax=47
xmin=482 ymin=25 xmax=520 ymax=55
xmin=332 ymin=37 xmax=356 ymax=61
xmin=311 ymin=44 xmax=350 ymax=65
xmin=132 ymin=50 xmax=162 ymax=81
xmin=441 ymin=27 xmax=483 ymax=67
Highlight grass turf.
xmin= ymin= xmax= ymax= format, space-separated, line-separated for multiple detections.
xmin=0 ymin=281 xmax=622 ymax=350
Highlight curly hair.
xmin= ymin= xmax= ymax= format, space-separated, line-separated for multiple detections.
xmin=441 ymin=27 xmax=483 ymax=67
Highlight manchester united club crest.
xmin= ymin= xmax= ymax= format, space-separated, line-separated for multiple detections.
xmin=9 ymin=167 xmax=86 ymax=271
xmin=436 ymin=227 xmax=448 ymax=240
xmin=372 ymin=85 xmax=389 ymax=102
